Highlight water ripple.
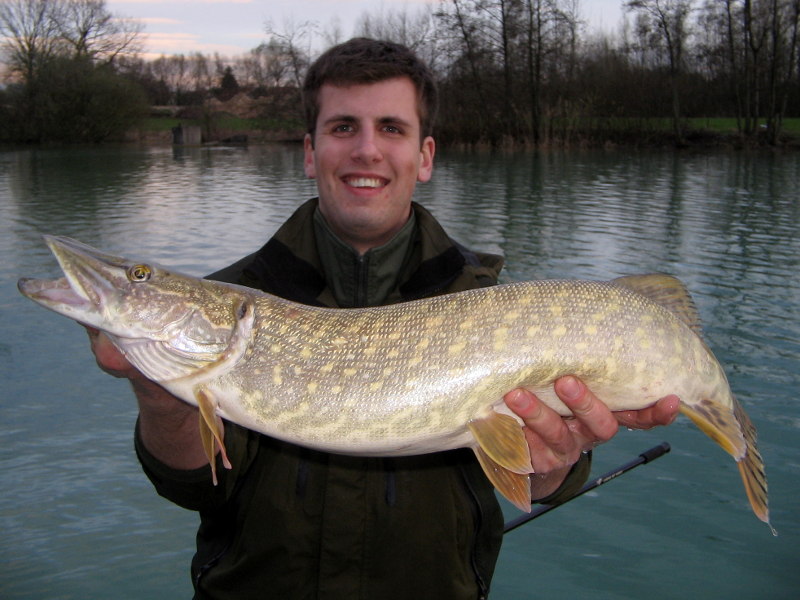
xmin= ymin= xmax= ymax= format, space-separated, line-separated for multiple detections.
xmin=3 ymin=145 xmax=799 ymax=599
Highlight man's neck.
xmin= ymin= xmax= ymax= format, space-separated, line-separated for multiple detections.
xmin=313 ymin=207 xmax=417 ymax=307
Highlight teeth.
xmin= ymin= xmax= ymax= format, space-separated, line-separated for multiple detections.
xmin=347 ymin=177 xmax=384 ymax=188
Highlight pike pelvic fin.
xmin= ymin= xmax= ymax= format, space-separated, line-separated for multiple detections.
xmin=612 ymin=274 xmax=703 ymax=337
xmin=197 ymin=388 xmax=232 ymax=486
xmin=468 ymin=412 xmax=533 ymax=511
xmin=468 ymin=412 xmax=533 ymax=474
xmin=472 ymin=445 xmax=532 ymax=512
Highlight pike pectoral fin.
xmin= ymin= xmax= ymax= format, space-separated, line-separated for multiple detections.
xmin=197 ymin=388 xmax=232 ymax=486
xmin=681 ymin=398 xmax=771 ymax=529
xmin=469 ymin=412 xmax=534 ymax=512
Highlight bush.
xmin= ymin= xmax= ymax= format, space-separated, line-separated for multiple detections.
xmin=3 ymin=57 xmax=149 ymax=143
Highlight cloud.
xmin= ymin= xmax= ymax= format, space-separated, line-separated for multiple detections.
xmin=139 ymin=32 xmax=252 ymax=58
xmin=138 ymin=17 xmax=182 ymax=25
xmin=114 ymin=0 xmax=253 ymax=4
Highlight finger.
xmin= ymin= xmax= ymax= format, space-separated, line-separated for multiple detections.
xmin=554 ymin=376 xmax=618 ymax=442
xmin=84 ymin=326 xmax=135 ymax=376
xmin=656 ymin=395 xmax=681 ymax=424
xmin=504 ymin=388 xmax=544 ymax=423
xmin=505 ymin=389 xmax=568 ymax=445
xmin=615 ymin=395 xmax=681 ymax=429
xmin=504 ymin=389 xmax=575 ymax=465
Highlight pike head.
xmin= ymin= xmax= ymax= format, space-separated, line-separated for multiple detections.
xmin=18 ymin=236 xmax=254 ymax=383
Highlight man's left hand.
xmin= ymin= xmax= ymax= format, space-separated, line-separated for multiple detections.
xmin=504 ymin=376 xmax=680 ymax=499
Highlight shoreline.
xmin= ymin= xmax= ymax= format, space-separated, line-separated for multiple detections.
xmin=124 ymin=127 xmax=800 ymax=151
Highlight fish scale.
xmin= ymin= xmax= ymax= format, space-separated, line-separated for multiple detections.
xmin=18 ymin=235 xmax=770 ymax=530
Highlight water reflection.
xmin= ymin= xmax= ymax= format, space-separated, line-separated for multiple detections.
xmin=1 ymin=144 xmax=798 ymax=599
xmin=3 ymin=145 xmax=317 ymax=275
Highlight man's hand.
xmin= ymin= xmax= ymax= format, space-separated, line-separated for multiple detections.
xmin=504 ymin=376 xmax=679 ymax=499
xmin=84 ymin=326 xmax=209 ymax=470
xmin=85 ymin=326 xmax=140 ymax=379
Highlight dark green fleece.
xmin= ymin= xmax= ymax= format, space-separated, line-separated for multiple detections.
xmin=135 ymin=198 xmax=590 ymax=600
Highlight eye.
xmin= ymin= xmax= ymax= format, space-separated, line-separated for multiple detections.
xmin=127 ymin=264 xmax=152 ymax=282
xmin=331 ymin=123 xmax=355 ymax=135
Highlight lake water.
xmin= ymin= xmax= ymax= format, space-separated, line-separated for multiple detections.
xmin=1 ymin=144 xmax=798 ymax=599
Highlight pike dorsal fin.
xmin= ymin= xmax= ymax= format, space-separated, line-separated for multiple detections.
xmin=611 ymin=274 xmax=703 ymax=337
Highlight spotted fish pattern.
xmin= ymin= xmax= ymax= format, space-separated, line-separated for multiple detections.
xmin=18 ymin=236 xmax=770 ymax=529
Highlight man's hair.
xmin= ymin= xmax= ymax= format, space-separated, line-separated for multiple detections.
xmin=302 ymin=38 xmax=438 ymax=141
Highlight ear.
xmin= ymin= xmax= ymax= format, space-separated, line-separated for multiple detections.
xmin=303 ymin=133 xmax=316 ymax=179
xmin=417 ymin=136 xmax=435 ymax=183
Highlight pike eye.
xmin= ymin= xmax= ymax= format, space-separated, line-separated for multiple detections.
xmin=127 ymin=264 xmax=152 ymax=282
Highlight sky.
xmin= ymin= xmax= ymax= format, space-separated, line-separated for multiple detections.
xmin=107 ymin=0 xmax=626 ymax=59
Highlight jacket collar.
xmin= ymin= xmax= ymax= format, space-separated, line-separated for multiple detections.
xmin=242 ymin=198 xmax=478 ymax=307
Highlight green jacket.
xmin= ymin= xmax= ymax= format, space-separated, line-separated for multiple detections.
xmin=136 ymin=199 xmax=589 ymax=600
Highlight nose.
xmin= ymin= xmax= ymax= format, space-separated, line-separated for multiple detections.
xmin=351 ymin=129 xmax=383 ymax=164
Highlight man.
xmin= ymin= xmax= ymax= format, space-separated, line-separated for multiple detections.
xmin=88 ymin=38 xmax=678 ymax=599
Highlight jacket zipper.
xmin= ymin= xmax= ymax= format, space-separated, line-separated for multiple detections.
xmin=354 ymin=253 xmax=368 ymax=307
xmin=460 ymin=464 xmax=490 ymax=599
xmin=194 ymin=542 xmax=231 ymax=588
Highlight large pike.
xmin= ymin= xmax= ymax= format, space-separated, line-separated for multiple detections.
xmin=18 ymin=236 xmax=770 ymax=528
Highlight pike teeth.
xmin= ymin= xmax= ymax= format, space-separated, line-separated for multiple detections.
xmin=18 ymin=277 xmax=89 ymax=307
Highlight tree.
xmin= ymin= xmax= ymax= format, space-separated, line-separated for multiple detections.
xmin=479 ymin=0 xmax=523 ymax=140
xmin=0 ymin=0 xmax=146 ymax=142
xmin=56 ymin=0 xmax=142 ymax=63
xmin=697 ymin=0 xmax=799 ymax=141
xmin=0 ymin=0 xmax=141 ymax=79
xmin=264 ymin=17 xmax=315 ymax=89
xmin=763 ymin=0 xmax=800 ymax=142
xmin=434 ymin=0 xmax=495 ymax=142
xmin=2 ymin=55 xmax=147 ymax=142
xmin=0 ymin=0 xmax=63 ymax=82
xmin=354 ymin=4 xmax=441 ymax=70
xmin=625 ymin=0 xmax=695 ymax=143
xmin=245 ymin=39 xmax=294 ymax=89
xmin=189 ymin=51 xmax=215 ymax=97
xmin=215 ymin=65 xmax=239 ymax=100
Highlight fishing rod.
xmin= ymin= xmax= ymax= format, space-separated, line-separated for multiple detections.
xmin=503 ymin=441 xmax=671 ymax=534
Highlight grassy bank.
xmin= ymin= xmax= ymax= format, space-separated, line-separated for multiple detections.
xmin=133 ymin=114 xmax=800 ymax=148
xmin=134 ymin=114 xmax=305 ymax=144
xmin=537 ymin=116 xmax=800 ymax=148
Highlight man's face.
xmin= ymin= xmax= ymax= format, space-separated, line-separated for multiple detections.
xmin=303 ymin=77 xmax=435 ymax=255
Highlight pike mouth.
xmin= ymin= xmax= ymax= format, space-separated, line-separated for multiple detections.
xmin=18 ymin=276 xmax=92 ymax=309
xmin=17 ymin=235 xmax=130 ymax=320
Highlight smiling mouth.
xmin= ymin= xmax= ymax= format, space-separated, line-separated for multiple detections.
xmin=344 ymin=176 xmax=387 ymax=189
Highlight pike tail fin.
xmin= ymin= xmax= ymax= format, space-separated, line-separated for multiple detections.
xmin=468 ymin=412 xmax=533 ymax=512
xmin=680 ymin=397 xmax=772 ymax=532
xmin=197 ymin=388 xmax=232 ymax=486
xmin=731 ymin=397 xmax=773 ymax=533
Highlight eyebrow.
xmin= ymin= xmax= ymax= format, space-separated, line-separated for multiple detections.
xmin=322 ymin=114 xmax=415 ymax=129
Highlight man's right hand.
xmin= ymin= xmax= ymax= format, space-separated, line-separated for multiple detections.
xmin=84 ymin=326 xmax=211 ymax=471
xmin=85 ymin=326 xmax=140 ymax=379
